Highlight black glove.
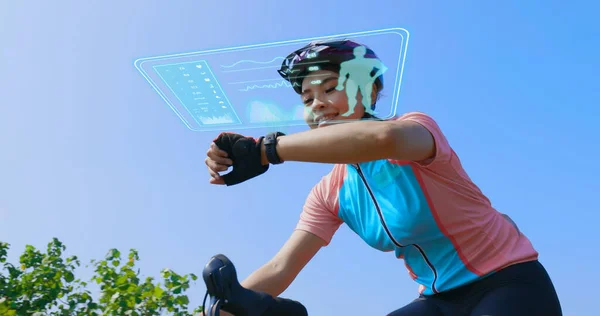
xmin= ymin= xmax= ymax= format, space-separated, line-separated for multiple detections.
xmin=213 ymin=132 xmax=269 ymax=186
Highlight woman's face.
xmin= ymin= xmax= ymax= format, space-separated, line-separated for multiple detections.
xmin=300 ymin=70 xmax=366 ymax=129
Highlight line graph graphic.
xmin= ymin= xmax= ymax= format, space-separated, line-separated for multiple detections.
xmin=220 ymin=56 xmax=285 ymax=69
xmin=237 ymin=80 xmax=292 ymax=92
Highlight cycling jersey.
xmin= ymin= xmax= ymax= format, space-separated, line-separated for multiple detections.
xmin=295 ymin=112 xmax=539 ymax=295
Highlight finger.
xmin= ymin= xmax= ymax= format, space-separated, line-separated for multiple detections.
xmin=210 ymin=142 xmax=229 ymax=157
xmin=205 ymin=157 xmax=230 ymax=172
xmin=206 ymin=165 xmax=224 ymax=180
xmin=207 ymin=153 xmax=233 ymax=166
xmin=206 ymin=148 xmax=233 ymax=165
xmin=207 ymin=167 xmax=220 ymax=179
xmin=209 ymin=176 xmax=225 ymax=185
xmin=205 ymin=150 xmax=231 ymax=167
xmin=208 ymin=169 xmax=226 ymax=185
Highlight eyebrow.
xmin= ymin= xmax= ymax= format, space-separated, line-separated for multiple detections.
xmin=301 ymin=76 xmax=338 ymax=97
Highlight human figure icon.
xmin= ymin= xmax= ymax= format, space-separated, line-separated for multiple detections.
xmin=336 ymin=46 xmax=388 ymax=116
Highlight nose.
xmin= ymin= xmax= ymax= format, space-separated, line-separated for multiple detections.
xmin=309 ymin=96 xmax=328 ymax=111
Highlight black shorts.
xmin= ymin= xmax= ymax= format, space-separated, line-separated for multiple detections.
xmin=387 ymin=260 xmax=562 ymax=316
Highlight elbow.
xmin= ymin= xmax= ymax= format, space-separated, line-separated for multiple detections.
xmin=265 ymin=258 xmax=297 ymax=294
xmin=241 ymin=258 xmax=293 ymax=297
xmin=266 ymin=258 xmax=288 ymax=277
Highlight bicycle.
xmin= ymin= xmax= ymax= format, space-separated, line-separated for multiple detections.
xmin=201 ymin=254 xmax=308 ymax=316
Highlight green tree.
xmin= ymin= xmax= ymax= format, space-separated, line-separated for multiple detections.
xmin=0 ymin=238 xmax=204 ymax=315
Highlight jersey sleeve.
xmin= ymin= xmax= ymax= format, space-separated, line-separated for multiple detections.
xmin=398 ymin=112 xmax=453 ymax=167
xmin=295 ymin=165 xmax=345 ymax=246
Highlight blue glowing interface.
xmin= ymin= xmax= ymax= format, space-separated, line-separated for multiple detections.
xmin=134 ymin=28 xmax=409 ymax=132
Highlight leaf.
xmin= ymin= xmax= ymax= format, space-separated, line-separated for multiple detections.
xmin=64 ymin=271 xmax=75 ymax=283
xmin=154 ymin=286 xmax=164 ymax=298
xmin=106 ymin=249 xmax=121 ymax=260
xmin=0 ymin=300 xmax=15 ymax=316
xmin=116 ymin=275 xmax=129 ymax=286
xmin=172 ymin=285 xmax=182 ymax=294
xmin=176 ymin=296 xmax=189 ymax=305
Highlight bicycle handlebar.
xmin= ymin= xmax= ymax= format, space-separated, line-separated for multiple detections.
xmin=202 ymin=254 xmax=308 ymax=316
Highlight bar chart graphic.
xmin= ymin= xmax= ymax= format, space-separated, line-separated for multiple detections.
xmin=153 ymin=61 xmax=241 ymax=126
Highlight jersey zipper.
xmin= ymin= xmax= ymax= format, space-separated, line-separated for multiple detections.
xmin=353 ymin=163 xmax=439 ymax=294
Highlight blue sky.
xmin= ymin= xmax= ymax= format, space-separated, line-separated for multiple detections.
xmin=1 ymin=1 xmax=598 ymax=315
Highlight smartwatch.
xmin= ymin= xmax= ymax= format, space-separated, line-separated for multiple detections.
xmin=264 ymin=132 xmax=286 ymax=165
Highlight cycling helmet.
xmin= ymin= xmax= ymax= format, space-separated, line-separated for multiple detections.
xmin=277 ymin=39 xmax=385 ymax=96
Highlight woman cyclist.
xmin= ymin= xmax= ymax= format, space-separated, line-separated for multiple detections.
xmin=204 ymin=39 xmax=563 ymax=315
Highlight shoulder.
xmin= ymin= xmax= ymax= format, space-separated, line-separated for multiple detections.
xmin=390 ymin=111 xmax=441 ymax=127
xmin=387 ymin=111 xmax=454 ymax=166
xmin=394 ymin=111 xmax=448 ymax=141
xmin=310 ymin=164 xmax=347 ymax=197
xmin=305 ymin=164 xmax=351 ymax=214
xmin=298 ymin=166 xmax=346 ymax=245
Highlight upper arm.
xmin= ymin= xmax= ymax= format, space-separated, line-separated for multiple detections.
xmin=387 ymin=112 xmax=452 ymax=165
xmin=274 ymin=168 xmax=344 ymax=276
xmin=295 ymin=167 xmax=344 ymax=245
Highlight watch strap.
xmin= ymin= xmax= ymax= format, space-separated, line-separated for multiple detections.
xmin=264 ymin=132 xmax=285 ymax=165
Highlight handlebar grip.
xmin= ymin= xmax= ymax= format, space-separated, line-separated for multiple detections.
xmin=203 ymin=254 xmax=308 ymax=316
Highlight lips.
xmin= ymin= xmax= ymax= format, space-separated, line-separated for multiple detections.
xmin=314 ymin=114 xmax=338 ymax=127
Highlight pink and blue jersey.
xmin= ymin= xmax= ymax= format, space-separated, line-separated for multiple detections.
xmin=295 ymin=112 xmax=539 ymax=295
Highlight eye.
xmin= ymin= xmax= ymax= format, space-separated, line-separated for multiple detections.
xmin=325 ymin=87 xmax=336 ymax=93
xmin=303 ymin=98 xmax=313 ymax=105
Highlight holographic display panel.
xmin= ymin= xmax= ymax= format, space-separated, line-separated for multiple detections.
xmin=134 ymin=28 xmax=409 ymax=132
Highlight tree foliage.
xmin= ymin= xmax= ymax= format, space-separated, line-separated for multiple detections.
xmin=0 ymin=238 xmax=203 ymax=315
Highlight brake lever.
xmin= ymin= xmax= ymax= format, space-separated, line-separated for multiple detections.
xmin=209 ymin=296 xmax=223 ymax=316
xmin=203 ymin=254 xmax=241 ymax=315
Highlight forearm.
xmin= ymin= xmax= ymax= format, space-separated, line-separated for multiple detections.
xmin=262 ymin=121 xmax=395 ymax=165
xmin=240 ymin=260 xmax=294 ymax=297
